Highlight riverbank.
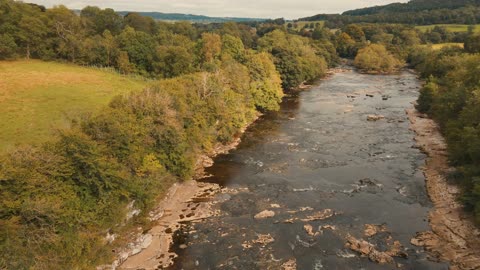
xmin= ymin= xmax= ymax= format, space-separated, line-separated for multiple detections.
xmin=407 ymin=108 xmax=480 ymax=270
xmin=97 ymin=114 xmax=260 ymax=270
xmin=109 ymin=70 xmax=339 ymax=269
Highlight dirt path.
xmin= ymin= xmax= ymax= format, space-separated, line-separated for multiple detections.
xmin=407 ymin=108 xmax=480 ymax=270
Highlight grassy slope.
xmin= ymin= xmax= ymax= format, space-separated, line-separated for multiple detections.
xmin=415 ymin=24 xmax=480 ymax=33
xmin=0 ymin=60 xmax=149 ymax=152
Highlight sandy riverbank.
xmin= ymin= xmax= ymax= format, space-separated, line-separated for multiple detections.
xmin=407 ymin=107 xmax=480 ymax=270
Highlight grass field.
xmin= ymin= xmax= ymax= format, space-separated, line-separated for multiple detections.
xmin=415 ymin=24 xmax=480 ymax=33
xmin=0 ymin=60 xmax=149 ymax=152
xmin=420 ymin=43 xmax=464 ymax=50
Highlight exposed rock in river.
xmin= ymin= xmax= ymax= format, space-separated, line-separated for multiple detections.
xmin=281 ymin=259 xmax=297 ymax=270
xmin=367 ymin=114 xmax=385 ymax=121
xmin=364 ymin=224 xmax=388 ymax=238
xmin=254 ymin=210 xmax=276 ymax=219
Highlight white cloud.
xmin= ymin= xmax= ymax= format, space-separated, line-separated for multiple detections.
xmin=27 ymin=0 xmax=409 ymax=19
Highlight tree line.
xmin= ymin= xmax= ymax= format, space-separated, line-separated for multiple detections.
xmin=411 ymin=45 xmax=480 ymax=224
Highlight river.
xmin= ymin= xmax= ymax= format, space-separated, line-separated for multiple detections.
xmin=167 ymin=67 xmax=449 ymax=269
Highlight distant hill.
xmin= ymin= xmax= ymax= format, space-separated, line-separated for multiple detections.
xmin=343 ymin=0 xmax=480 ymax=16
xmin=116 ymin=11 xmax=265 ymax=23
xmin=299 ymin=0 xmax=480 ymax=26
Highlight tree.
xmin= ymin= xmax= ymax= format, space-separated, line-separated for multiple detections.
xmin=124 ymin=12 xmax=156 ymax=35
xmin=116 ymin=27 xmax=157 ymax=75
xmin=465 ymin=34 xmax=480 ymax=53
xmin=198 ymin=33 xmax=222 ymax=70
xmin=155 ymin=46 xmax=194 ymax=78
xmin=221 ymin=34 xmax=246 ymax=63
xmin=354 ymin=44 xmax=403 ymax=73
xmin=80 ymin=6 xmax=123 ymax=35
xmin=117 ymin=51 xmax=134 ymax=74
xmin=48 ymin=5 xmax=84 ymax=62
xmin=17 ymin=11 xmax=48 ymax=59
xmin=336 ymin=32 xmax=356 ymax=57
xmin=344 ymin=24 xmax=366 ymax=42
xmin=245 ymin=52 xmax=284 ymax=111
xmin=312 ymin=26 xmax=328 ymax=40
xmin=0 ymin=33 xmax=17 ymax=59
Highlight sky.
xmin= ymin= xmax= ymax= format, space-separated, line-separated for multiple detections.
xmin=27 ymin=0 xmax=410 ymax=19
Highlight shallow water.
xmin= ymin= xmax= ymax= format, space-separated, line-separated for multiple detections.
xmin=168 ymin=68 xmax=448 ymax=269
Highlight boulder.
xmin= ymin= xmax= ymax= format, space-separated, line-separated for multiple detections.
xmin=367 ymin=115 xmax=385 ymax=121
xmin=254 ymin=210 xmax=275 ymax=219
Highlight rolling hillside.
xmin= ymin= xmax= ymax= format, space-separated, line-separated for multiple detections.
xmin=300 ymin=0 xmax=480 ymax=25
xmin=0 ymin=60 xmax=149 ymax=151
xmin=116 ymin=11 xmax=265 ymax=23
xmin=343 ymin=0 xmax=480 ymax=16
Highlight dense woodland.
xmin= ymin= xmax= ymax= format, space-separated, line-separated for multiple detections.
xmin=301 ymin=0 xmax=480 ymax=26
xmin=2 ymin=0 xmax=480 ymax=268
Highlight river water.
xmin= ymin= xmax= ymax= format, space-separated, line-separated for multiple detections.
xmin=168 ymin=68 xmax=449 ymax=269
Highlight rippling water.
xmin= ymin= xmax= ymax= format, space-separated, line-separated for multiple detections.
xmin=168 ymin=68 xmax=449 ymax=270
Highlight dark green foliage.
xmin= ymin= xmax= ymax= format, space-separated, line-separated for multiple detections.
xmin=258 ymin=30 xmax=330 ymax=89
xmin=80 ymin=6 xmax=123 ymax=35
xmin=0 ymin=33 xmax=16 ymax=59
xmin=117 ymin=27 xmax=157 ymax=75
xmin=465 ymin=33 xmax=480 ymax=52
xmin=412 ymin=49 xmax=480 ymax=224
xmin=417 ymin=79 xmax=438 ymax=113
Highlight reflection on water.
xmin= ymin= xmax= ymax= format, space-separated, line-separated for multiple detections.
xmin=168 ymin=69 xmax=449 ymax=270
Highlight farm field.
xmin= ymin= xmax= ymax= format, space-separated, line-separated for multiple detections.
xmin=421 ymin=42 xmax=465 ymax=50
xmin=415 ymin=24 xmax=480 ymax=33
xmin=0 ymin=60 xmax=149 ymax=152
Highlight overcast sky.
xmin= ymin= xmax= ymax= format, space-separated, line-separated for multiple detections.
xmin=27 ymin=0 xmax=409 ymax=19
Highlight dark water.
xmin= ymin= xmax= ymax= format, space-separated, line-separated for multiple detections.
xmin=169 ymin=68 xmax=448 ymax=270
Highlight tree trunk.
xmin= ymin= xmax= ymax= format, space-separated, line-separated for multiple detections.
xmin=26 ymin=44 xmax=30 ymax=60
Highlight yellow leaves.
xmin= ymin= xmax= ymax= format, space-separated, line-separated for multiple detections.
xmin=200 ymin=33 xmax=222 ymax=63
xmin=354 ymin=44 xmax=403 ymax=73
xmin=136 ymin=154 xmax=165 ymax=177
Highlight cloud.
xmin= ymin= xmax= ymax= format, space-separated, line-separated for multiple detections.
xmin=27 ymin=0 xmax=409 ymax=19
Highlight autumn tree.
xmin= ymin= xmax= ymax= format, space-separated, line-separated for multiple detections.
xmin=354 ymin=44 xmax=403 ymax=73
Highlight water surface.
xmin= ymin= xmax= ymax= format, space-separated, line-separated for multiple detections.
xmin=169 ymin=68 xmax=448 ymax=270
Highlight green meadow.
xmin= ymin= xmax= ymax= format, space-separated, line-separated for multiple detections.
xmin=0 ymin=60 xmax=149 ymax=151
xmin=415 ymin=24 xmax=480 ymax=33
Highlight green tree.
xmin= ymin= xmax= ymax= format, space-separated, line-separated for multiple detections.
xmin=354 ymin=44 xmax=403 ymax=73
xmin=125 ymin=12 xmax=156 ymax=35
xmin=344 ymin=24 xmax=366 ymax=42
xmin=221 ymin=34 xmax=246 ymax=63
xmin=465 ymin=34 xmax=480 ymax=53
xmin=245 ymin=52 xmax=284 ymax=111
xmin=116 ymin=27 xmax=157 ymax=75
xmin=336 ymin=32 xmax=356 ymax=57
xmin=0 ymin=33 xmax=17 ymax=59
xmin=48 ymin=5 xmax=84 ymax=62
